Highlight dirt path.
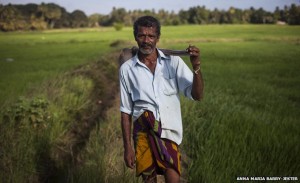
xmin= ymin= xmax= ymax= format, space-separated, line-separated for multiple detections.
xmin=36 ymin=52 xmax=120 ymax=182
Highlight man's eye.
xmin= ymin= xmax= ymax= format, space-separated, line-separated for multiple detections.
xmin=137 ymin=35 xmax=156 ymax=39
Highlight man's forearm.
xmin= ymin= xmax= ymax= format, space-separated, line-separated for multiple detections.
xmin=121 ymin=112 xmax=132 ymax=149
xmin=192 ymin=68 xmax=204 ymax=100
xmin=121 ymin=112 xmax=135 ymax=169
xmin=187 ymin=45 xmax=204 ymax=100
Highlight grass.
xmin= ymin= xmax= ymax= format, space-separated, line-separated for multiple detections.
xmin=0 ymin=28 xmax=124 ymax=106
xmin=181 ymin=40 xmax=300 ymax=181
xmin=0 ymin=25 xmax=300 ymax=182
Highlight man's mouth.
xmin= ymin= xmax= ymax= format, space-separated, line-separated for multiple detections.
xmin=140 ymin=44 xmax=154 ymax=54
xmin=141 ymin=43 xmax=152 ymax=49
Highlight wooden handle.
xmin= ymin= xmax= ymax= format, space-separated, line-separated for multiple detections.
xmin=159 ymin=48 xmax=189 ymax=56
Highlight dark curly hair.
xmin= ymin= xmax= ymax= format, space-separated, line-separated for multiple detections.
xmin=133 ymin=16 xmax=161 ymax=38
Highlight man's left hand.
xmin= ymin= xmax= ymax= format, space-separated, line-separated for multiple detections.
xmin=187 ymin=45 xmax=201 ymax=69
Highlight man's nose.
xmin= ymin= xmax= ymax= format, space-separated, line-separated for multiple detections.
xmin=143 ymin=36 xmax=151 ymax=43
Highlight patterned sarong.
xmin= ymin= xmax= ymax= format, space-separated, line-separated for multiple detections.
xmin=133 ymin=110 xmax=181 ymax=177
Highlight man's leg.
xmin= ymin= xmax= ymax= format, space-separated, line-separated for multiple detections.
xmin=142 ymin=171 xmax=157 ymax=183
xmin=164 ymin=168 xmax=180 ymax=183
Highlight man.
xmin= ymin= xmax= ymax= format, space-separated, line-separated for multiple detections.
xmin=119 ymin=16 xmax=204 ymax=183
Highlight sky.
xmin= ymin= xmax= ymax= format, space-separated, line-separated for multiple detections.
xmin=1 ymin=0 xmax=299 ymax=15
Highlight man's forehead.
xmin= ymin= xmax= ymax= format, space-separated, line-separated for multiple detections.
xmin=138 ymin=25 xmax=156 ymax=30
xmin=137 ymin=26 xmax=157 ymax=32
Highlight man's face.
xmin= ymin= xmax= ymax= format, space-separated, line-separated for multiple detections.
xmin=135 ymin=26 xmax=159 ymax=55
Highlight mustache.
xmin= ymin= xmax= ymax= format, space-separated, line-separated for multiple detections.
xmin=141 ymin=43 xmax=153 ymax=47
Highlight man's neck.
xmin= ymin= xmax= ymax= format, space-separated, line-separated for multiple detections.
xmin=138 ymin=49 xmax=158 ymax=64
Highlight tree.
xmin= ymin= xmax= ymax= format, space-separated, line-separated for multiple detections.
xmin=29 ymin=14 xmax=47 ymax=30
xmin=208 ymin=8 xmax=221 ymax=24
xmin=288 ymin=4 xmax=300 ymax=25
xmin=178 ymin=10 xmax=189 ymax=24
xmin=0 ymin=4 xmax=27 ymax=31
xmin=228 ymin=7 xmax=244 ymax=24
xmin=219 ymin=11 xmax=229 ymax=24
xmin=70 ymin=10 xmax=88 ymax=28
xmin=273 ymin=6 xmax=281 ymax=22
xmin=37 ymin=3 xmax=62 ymax=28
xmin=88 ymin=13 xmax=101 ymax=27
xmin=187 ymin=6 xmax=209 ymax=24
xmin=15 ymin=3 xmax=38 ymax=20
xmin=2 ymin=2 xmax=300 ymax=31
xmin=53 ymin=7 xmax=71 ymax=28
xmin=249 ymin=7 xmax=268 ymax=23
xmin=110 ymin=7 xmax=127 ymax=25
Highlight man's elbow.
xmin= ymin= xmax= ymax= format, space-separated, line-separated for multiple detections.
xmin=192 ymin=93 xmax=204 ymax=101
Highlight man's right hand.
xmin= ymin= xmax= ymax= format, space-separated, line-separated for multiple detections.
xmin=124 ymin=146 xmax=135 ymax=169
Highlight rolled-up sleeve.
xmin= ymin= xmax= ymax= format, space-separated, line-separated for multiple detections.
xmin=175 ymin=57 xmax=194 ymax=100
xmin=119 ymin=66 xmax=133 ymax=115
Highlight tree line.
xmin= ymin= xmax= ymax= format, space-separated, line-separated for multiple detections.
xmin=1 ymin=3 xmax=300 ymax=31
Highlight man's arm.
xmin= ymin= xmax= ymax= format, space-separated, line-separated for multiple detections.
xmin=121 ymin=112 xmax=135 ymax=169
xmin=187 ymin=45 xmax=204 ymax=101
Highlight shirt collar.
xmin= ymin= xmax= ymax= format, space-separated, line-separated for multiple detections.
xmin=132 ymin=48 xmax=170 ymax=66
xmin=157 ymin=48 xmax=170 ymax=60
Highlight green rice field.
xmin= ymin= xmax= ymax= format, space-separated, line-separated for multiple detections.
xmin=0 ymin=25 xmax=299 ymax=182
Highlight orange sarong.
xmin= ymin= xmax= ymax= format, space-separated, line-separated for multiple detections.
xmin=133 ymin=110 xmax=181 ymax=177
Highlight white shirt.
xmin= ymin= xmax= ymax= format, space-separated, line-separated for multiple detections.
xmin=119 ymin=49 xmax=194 ymax=145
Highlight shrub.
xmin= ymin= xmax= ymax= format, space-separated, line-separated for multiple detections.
xmin=113 ymin=22 xmax=123 ymax=31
